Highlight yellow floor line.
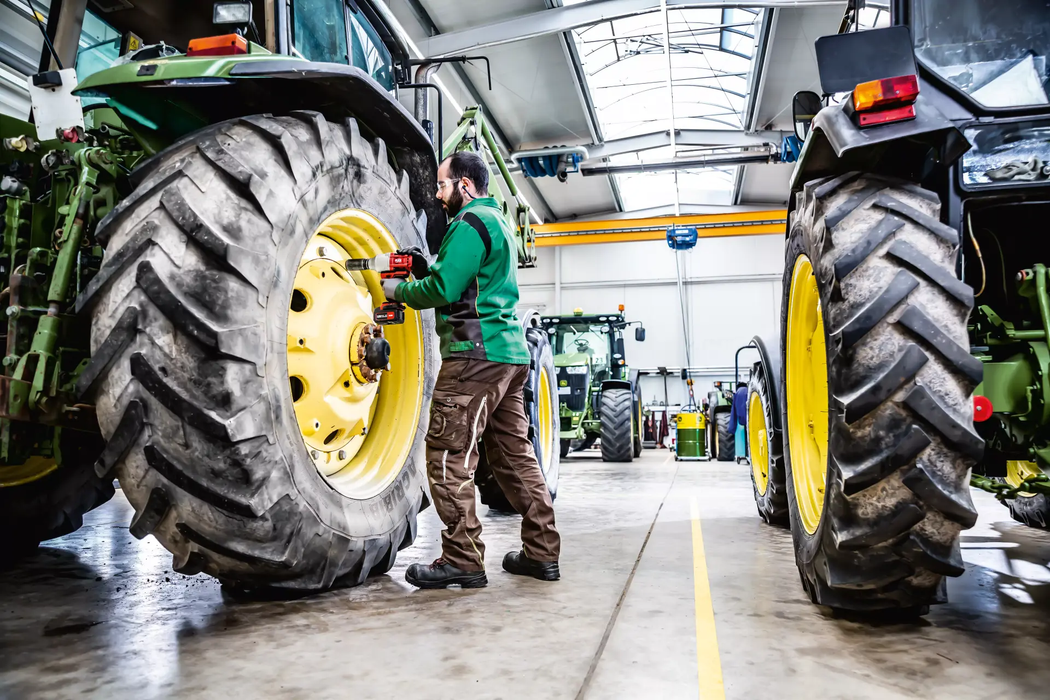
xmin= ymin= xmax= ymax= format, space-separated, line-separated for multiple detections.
xmin=690 ymin=495 xmax=726 ymax=700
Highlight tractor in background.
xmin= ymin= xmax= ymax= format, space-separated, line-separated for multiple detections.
xmin=0 ymin=0 xmax=559 ymax=590
xmin=706 ymin=381 xmax=736 ymax=462
xmin=543 ymin=309 xmax=646 ymax=462
xmin=746 ymin=0 xmax=1050 ymax=614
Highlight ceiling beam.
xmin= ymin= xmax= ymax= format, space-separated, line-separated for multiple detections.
xmin=582 ymin=128 xmax=785 ymax=161
xmin=419 ymin=0 xmax=847 ymax=58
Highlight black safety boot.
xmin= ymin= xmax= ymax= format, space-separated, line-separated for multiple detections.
xmin=502 ymin=550 xmax=560 ymax=581
xmin=405 ymin=558 xmax=487 ymax=589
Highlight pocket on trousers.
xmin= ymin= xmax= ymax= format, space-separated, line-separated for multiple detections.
xmin=427 ymin=393 xmax=475 ymax=451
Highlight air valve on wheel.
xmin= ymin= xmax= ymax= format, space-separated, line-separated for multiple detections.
xmin=345 ymin=253 xmax=413 ymax=325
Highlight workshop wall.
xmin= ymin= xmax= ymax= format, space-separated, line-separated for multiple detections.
xmin=517 ymin=233 xmax=785 ymax=407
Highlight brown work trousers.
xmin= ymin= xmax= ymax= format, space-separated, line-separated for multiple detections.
xmin=425 ymin=358 xmax=561 ymax=571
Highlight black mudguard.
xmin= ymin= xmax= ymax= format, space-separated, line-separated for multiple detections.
xmin=90 ymin=62 xmax=445 ymax=250
xmin=750 ymin=335 xmax=782 ymax=434
xmin=601 ymin=379 xmax=632 ymax=393
xmin=789 ymin=93 xmax=970 ymax=208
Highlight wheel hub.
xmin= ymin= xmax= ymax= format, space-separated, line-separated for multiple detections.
xmin=786 ymin=255 xmax=829 ymax=535
xmin=286 ymin=209 xmax=425 ymax=500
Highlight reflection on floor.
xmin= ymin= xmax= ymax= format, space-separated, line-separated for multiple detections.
xmin=0 ymin=450 xmax=1047 ymax=699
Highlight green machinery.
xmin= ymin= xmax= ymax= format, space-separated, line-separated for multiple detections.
xmin=744 ymin=0 xmax=1050 ymax=614
xmin=542 ymin=309 xmax=645 ymax=462
xmin=706 ymin=381 xmax=735 ymax=462
xmin=0 ymin=0 xmax=558 ymax=589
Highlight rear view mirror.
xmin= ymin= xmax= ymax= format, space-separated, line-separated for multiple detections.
xmin=635 ymin=327 xmax=646 ymax=342
xmin=214 ymin=1 xmax=252 ymax=24
xmin=792 ymin=91 xmax=822 ymax=142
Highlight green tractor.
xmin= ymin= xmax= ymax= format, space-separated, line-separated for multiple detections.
xmin=746 ymin=0 xmax=1050 ymax=614
xmin=706 ymin=381 xmax=736 ymax=462
xmin=0 ymin=0 xmax=559 ymax=590
xmin=543 ymin=310 xmax=645 ymax=462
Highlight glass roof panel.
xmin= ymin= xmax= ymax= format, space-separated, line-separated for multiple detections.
xmin=570 ymin=5 xmax=763 ymax=211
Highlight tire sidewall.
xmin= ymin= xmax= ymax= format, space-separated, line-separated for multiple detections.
xmin=781 ymin=214 xmax=837 ymax=580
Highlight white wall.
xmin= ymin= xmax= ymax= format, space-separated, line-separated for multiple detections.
xmin=518 ymin=233 xmax=785 ymax=407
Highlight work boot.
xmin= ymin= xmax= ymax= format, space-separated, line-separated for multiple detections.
xmin=405 ymin=558 xmax=487 ymax=589
xmin=502 ymin=550 xmax=560 ymax=581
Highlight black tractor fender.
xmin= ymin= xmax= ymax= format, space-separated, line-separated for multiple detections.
xmin=788 ymin=93 xmax=970 ymax=212
xmin=601 ymin=379 xmax=633 ymax=393
xmin=750 ymin=334 xmax=782 ymax=434
xmin=86 ymin=61 xmax=445 ymax=251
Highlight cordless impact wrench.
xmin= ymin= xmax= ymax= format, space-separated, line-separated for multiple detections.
xmin=345 ymin=253 xmax=414 ymax=325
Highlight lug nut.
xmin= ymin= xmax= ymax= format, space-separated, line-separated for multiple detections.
xmin=337 ymin=450 xmax=346 ymax=460
xmin=310 ymin=450 xmax=319 ymax=460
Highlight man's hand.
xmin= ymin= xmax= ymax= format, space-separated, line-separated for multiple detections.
xmin=397 ymin=247 xmax=430 ymax=279
xmin=380 ymin=278 xmax=403 ymax=301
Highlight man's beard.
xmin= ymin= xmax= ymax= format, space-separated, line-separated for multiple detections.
xmin=443 ymin=188 xmax=465 ymax=218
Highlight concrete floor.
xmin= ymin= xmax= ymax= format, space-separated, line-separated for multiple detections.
xmin=1 ymin=451 xmax=1049 ymax=699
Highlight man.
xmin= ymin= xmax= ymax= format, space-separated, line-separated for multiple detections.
xmin=728 ymin=381 xmax=748 ymax=460
xmin=380 ymin=151 xmax=561 ymax=589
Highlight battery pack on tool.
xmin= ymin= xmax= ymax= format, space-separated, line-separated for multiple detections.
xmin=374 ymin=301 xmax=406 ymax=325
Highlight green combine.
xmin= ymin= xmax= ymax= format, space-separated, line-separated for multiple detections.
xmin=542 ymin=310 xmax=645 ymax=462
xmin=0 ymin=0 xmax=559 ymax=590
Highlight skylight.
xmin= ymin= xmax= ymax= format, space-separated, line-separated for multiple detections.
xmin=570 ymin=6 xmax=762 ymax=212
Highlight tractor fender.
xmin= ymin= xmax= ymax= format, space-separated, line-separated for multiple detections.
xmin=788 ymin=93 xmax=970 ymax=209
xmin=750 ymin=335 xmax=782 ymax=434
xmin=601 ymin=379 xmax=633 ymax=392
xmin=82 ymin=60 xmax=445 ymax=251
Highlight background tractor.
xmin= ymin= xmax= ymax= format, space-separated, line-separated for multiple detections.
xmin=542 ymin=310 xmax=645 ymax=462
xmin=746 ymin=0 xmax=1050 ymax=614
xmin=706 ymin=381 xmax=735 ymax=462
xmin=0 ymin=0 xmax=558 ymax=590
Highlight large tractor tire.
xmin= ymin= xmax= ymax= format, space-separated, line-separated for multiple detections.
xmin=600 ymin=388 xmax=634 ymax=462
xmin=560 ymin=440 xmax=571 ymax=459
xmin=714 ymin=408 xmax=734 ymax=462
xmin=476 ymin=323 xmax=560 ymax=512
xmin=748 ymin=363 xmax=788 ymax=525
xmin=632 ymin=383 xmax=644 ymax=458
xmin=0 ymin=431 xmax=112 ymax=563
xmin=1000 ymin=462 xmax=1050 ymax=529
xmin=78 ymin=113 xmax=437 ymax=590
xmin=782 ymin=173 xmax=982 ymax=613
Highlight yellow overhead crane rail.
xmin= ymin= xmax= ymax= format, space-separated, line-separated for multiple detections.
xmin=532 ymin=209 xmax=787 ymax=247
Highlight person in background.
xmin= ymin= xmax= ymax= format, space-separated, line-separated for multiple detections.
xmin=728 ymin=381 xmax=748 ymax=461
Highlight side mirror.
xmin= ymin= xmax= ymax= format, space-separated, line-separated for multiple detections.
xmin=792 ymin=91 xmax=822 ymax=142
xmin=635 ymin=326 xmax=646 ymax=342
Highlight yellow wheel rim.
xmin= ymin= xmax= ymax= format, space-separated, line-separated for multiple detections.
xmin=786 ymin=255 xmax=829 ymax=535
xmin=1006 ymin=460 xmax=1044 ymax=498
xmin=538 ymin=366 xmax=553 ymax=473
xmin=288 ymin=209 xmax=424 ymax=500
xmin=0 ymin=456 xmax=58 ymax=488
xmin=748 ymin=390 xmax=769 ymax=496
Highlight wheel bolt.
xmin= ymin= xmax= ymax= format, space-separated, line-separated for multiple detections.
xmin=337 ymin=450 xmax=346 ymax=460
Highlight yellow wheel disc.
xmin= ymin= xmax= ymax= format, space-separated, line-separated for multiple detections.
xmin=287 ymin=209 xmax=424 ymax=500
xmin=1006 ymin=460 xmax=1044 ymax=498
xmin=0 ymin=456 xmax=58 ymax=488
xmin=748 ymin=390 xmax=769 ymax=496
xmin=538 ymin=366 xmax=553 ymax=473
xmin=786 ymin=255 xmax=829 ymax=535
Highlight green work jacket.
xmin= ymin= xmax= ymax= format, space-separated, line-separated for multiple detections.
xmin=396 ymin=197 xmax=530 ymax=364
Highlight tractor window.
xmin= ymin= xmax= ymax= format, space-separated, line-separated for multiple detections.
xmin=292 ymin=0 xmax=348 ymax=64
xmin=75 ymin=11 xmax=121 ymax=83
xmin=348 ymin=5 xmax=393 ymax=89
xmin=553 ymin=326 xmax=611 ymax=368
xmin=911 ymin=0 xmax=1050 ymax=109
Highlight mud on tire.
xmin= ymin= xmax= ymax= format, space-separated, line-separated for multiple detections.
xmin=783 ymin=173 xmax=981 ymax=612
xmin=78 ymin=113 xmax=438 ymax=590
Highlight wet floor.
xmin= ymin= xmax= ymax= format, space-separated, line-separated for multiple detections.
xmin=1 ymin=450 xmax=1048 ymax=699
